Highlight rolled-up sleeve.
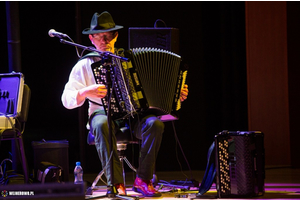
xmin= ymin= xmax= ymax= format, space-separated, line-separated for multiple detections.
xmin=61 ymin=59 xmax=93 ymax=109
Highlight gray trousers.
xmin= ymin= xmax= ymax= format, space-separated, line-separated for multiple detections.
xmin=89 ymin=111 xmax=164 ymax=185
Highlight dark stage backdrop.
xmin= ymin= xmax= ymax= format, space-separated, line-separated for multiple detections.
xmin=1 ymin=2 xmax=247 ymax=177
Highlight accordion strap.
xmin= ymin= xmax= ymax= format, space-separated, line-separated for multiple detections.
xmin=88 ymin=99 xmax=103 ymax=107
xmin=79 ymin=51 xmax=101 ymax=61
xmin=197 ymin=141 xmax=216 ymax=196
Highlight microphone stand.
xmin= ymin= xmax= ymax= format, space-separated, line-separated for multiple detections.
xmin=58 ymin=39 xmax=136 ymax=200
xmin=59 ymin=39 xmax=129 ymax=62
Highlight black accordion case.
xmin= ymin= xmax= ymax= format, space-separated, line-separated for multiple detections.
xmin=214 ymin=130 xmax=265 ymax=198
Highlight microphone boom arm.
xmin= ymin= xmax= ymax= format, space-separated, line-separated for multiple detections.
xmin=59 ymin=39 xmax=129 ymax=62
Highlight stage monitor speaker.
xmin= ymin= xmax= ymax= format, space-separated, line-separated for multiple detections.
xmin=0 ymin=182 xmax=85 ymax=199
xmin=215 ymin=131 xmax=265 ymax=198
xmin=128 ymin=27 xmax=179 ymax=54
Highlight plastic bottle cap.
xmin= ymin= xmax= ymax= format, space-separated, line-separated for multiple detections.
xmin=76 ymin=161 xmax=81 ymax=166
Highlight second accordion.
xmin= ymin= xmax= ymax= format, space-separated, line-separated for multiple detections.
xmin=91 ymin=47 xmax=187 ymax=121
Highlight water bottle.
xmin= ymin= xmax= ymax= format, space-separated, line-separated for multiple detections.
xmin=74 ymin=161 xmax=83 ymax=184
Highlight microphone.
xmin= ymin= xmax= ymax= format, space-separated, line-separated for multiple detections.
xmin=48 ymin=29 xmax=68 ymax=38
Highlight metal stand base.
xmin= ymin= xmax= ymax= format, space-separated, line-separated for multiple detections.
xmin=86 ymin=185 xmax=139 ymax=200
xmin=85 ymin=144 xmax=137 ymax=198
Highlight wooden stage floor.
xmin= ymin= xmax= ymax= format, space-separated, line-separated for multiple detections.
xmin=83 ymin=167 xmax=300 ymax=200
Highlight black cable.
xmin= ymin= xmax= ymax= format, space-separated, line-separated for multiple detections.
xmin=172 ymin=120 xmax=193 ymax=179
xmin=0 ymin=112 xmax=24 ymax=181
xmin=0 ymin=159 xmax=29 ymax=185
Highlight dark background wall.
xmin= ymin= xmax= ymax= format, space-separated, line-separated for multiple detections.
xmin=1 ymin=1 xmax=249 ymax=176
xmin=245 ymin=1 xmax=300 ymax=168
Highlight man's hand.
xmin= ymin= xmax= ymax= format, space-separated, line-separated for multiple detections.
xmin=180 ymin=84 xmax=188 ymax=102
xmin=85 ymin=84 xmax=107 ymax=98
xmin=76 ymin=84 xmax=107 ymax=105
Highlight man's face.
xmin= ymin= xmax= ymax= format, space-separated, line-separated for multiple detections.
xmin=89 ymin=31 xmax=118 ymax=52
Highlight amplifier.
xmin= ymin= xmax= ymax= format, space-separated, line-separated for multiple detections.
xmin=32 ymin=140 xmax=69 ymax=182
xmin=128 ymin=27 xmax=179 ymax=54
xmin=214 ymin=131 xmax=265 ymax=198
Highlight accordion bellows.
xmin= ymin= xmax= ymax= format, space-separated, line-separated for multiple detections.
xmin=131 ymin=47 xmax=187 ymax=119
xmin=92 ymin=47 xmax=187 ymax=121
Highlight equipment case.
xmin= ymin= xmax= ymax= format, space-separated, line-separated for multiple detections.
xmin=0 ymin=72 xmax=24 ymax=129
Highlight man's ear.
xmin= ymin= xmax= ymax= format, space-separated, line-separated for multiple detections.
xmin=114 ymin=32 xmax=119 ymax=41
xmin=89 ymin=34 xmax=94 ymax=45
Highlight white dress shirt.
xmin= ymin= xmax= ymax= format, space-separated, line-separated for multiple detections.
xmin=61 ymin=56 xmax=104 ymax=117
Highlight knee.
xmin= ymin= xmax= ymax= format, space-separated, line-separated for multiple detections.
xmin=91 ymin=115 xmax=109 ymax=138
xmin=146 ymin=116 xmax=165 ymax=134
xmin=94 ymin=120 xmax=108 ymax=133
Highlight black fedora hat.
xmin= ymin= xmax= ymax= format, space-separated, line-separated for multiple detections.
xmin=82 ymin=11 xmax=123 ymax=34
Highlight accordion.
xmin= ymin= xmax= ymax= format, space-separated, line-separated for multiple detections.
xmin=215 ymin=131 xmax=265 ymax=198
xmin=91 ymin=47 xmax=187 ymax=121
